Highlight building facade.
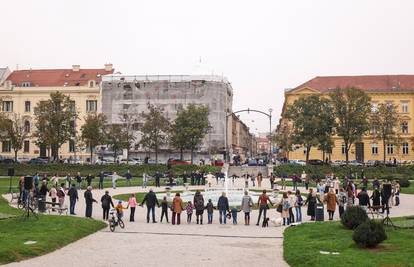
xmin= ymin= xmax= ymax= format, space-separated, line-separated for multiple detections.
xmin=278 ymin=75 xmax=414 ymax=162
xmin=227 ymin=113 xmax=256 ymax=161
xmin=101 ymin=74 xmax=233 ymax=162
xmin=0 ymin=64 xmax=114 ymax=161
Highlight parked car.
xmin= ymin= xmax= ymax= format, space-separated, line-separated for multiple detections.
xmin=307 ymin=159 xmax=324 ymax=165
xmin=1 ymin=158 xmax=17 ymax=164
xmin=213 ymin=159 xmax=224 ymax=166
xmin=28 ymin=158 xmax=48 ymax=165
xmin=365 ymin=160 xmax=382 ymax=167
xmin=167 ymin=158 xmax=191 ymax=165
xmin=348 ymin=160 xmax=364 ymax=166
xmin=119 ymin=159 xmax=140 ymax=165
xmin=331 ymin=160 xmax=345 ymax=167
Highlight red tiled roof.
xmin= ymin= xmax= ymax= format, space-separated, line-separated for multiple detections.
xmin=294 ymin=75 xmax=414 ymax=93
xmin=7 ymin=68 xmax=114 ymax=87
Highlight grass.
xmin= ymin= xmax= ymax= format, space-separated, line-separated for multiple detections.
xmin=283 ymin=219 xmax=414 ymax=267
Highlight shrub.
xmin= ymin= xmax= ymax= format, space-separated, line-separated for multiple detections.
xmin=341 ymin=206 xmax=368 ymax=229
xmin=398 ymin=178 xmax=411 ymax=188
xmin=352 ymin=220 xmax=387 ymax=248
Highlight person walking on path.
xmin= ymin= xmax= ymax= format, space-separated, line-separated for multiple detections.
xmin=256 ymin=190 xmax=273 ymax=226
xmin=140 ymin=189 xmax=159 ymax=223
xmin=65 ymin=173 xmax=72 ymax=189
xmin=205 ymin=199 xmax=214 ymax=224
xmin=257 ymin=172 xmax=263 ymax=188
xmin=98 ymin=171 xmax=105 ymax=190
xmin=326 ymin=188 xmax=337 ymax=220
xmin=217 ymin=192 xmax=229 ymax=224
xmin=172 ymin=192 xmax=184 ymax=225
xmin=193 ymin=190 xmax=205 ymax=224
xmin=269 ymin=172 xmax=275 ymax=190
xmin=85 ymin=174 xmax=94 ymax=187
xmin=294 ymin=190 xmax=303 ymax=222
xmin=241 ymin=190 xmax=253 ymax=225
xmin=301 ymin=171 xmax=308 ymax=190
xmin=101 ymin=191 xmax=114 ymax=220
xmin=337 ymin=188 xmax=347 ymax=218
xmin=112 ymin=172 xmax=119 ymax=189
xmin=281 ymin=192 xmax=290 ymax=226
xmin=304 ymin=188 xmax=318 ymax=221
xmin=84 ymin=186 xmax=97 ymax=218
xmin=142 ymin=172 xmax=148 ymax=188
xmin=154 ymin=172 xmax=161 ymax=188
xmin=75 ymin=172 xmax=82 ymax=190
xmin=67 ymin=184 xmax=78 ymax=215
xmin=160 ymin=196 xmax=169 ymax=223
xmin=128 ymin=193 xmax=137 ymax=222
xmin=125 ymin=170 xmax=132 ymax=186
xmin=57 ymin=183 xmax=66 ymax=207
xmin=292 ymin=174 xmax=298 ymax=191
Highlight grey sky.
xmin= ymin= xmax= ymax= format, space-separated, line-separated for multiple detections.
xmin=2 ymin=0 xmax=414 ymax=133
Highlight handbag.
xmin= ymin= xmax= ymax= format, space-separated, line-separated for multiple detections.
xmin=276 ymin=204 xmax=282 ymax=213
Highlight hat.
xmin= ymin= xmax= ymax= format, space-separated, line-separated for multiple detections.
xmin=118 ymin=200 xmax=122 ymax=203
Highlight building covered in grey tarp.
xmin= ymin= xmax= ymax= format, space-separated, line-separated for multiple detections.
xmin=101 ymin=74 xmax=233 ymax=163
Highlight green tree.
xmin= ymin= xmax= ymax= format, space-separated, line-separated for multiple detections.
xmin=285 ymin=95 xmax=335 ymax=163
xmin=140 ymin=103 xmax=170 ymax=164
xmin=274 ymin=122 xmax=292 ymax=160
xmin=329 ymin=87 xmax=371 ymax=163
xmin=33 ymin=92 xmax=78 ymax=161
xmin=80 ymin=113 xmax=107 ymax=163
xmin=0 ymin=113 xmax=30 ymax=162
xmin=118 ymin=112 xmax=138 ymax=163
xmin=105 ymin=124 xmax=127 ymax=162
xmin=170 ymin=104 xmax=211 ymax=163
xmin=369 ymin=103 xmax=400 ymax=162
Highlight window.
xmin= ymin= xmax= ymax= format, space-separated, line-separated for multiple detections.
xmin=86 ymin=100 xmax=97 ymax=112
xmin=69 ymin=139 xmax=75 ymax=153
xmin=2 ymin=101 xmax=13 ymax=112
xmin=403 ymin=142 xmax=409 ymax=155
xmin=24 ymin=121 xmax=30 ymax=133
xmin=24 ymin=140 xmax=30 ymax=153
xmin=371 ymin=103 xmax=378 ymax=112
xmin=2 ymin=141 xmax=11 ymax=152
xmin=303 ymin=147 xmax=307 ymax=155
xmin=21 ymin=82 xmax=31 ymax=87
xmin=341 ymin=143 xmax=346 ymax=154
xmin=370 ymin=125 xmax=378 ymax=134
xmin=401 ymin=122 xmax=408 ymax=134
xmin=69 ymin=101 xmax=76 ymax=112
xmin=89 ymin=81 xmax=95 ymax=88
xmin=25 ymin=101 xmax=31 ymax=112
xmin=402 ymin=102 xmax=409 ymax=113
xmin=387 ymin=144 xmax=394 ymax=154
xmin=371 ymin=143 xmax=378 ymax=155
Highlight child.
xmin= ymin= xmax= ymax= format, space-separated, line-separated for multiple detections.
xmin=115 ymin=200 xmax=127 ymax=221
xmin=185 ymin=201 xmax=193 ymax=224
xmin=160 ymin=196 xmax=169 ymax=223
xmin=205 ymin=199 xmax=214 ymax=224
xmin=230 ymin=207 xmax=240 ymax=225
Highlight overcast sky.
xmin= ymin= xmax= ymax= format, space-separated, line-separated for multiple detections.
xmin=2 ymin=0 xmax=414 ymax=133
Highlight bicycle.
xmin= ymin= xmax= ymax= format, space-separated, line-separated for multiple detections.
xmin=108 ymin=209 xmax=125 ymax=232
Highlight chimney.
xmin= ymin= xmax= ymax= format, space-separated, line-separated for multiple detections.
xmin=104 ymin=63 xmax=113 ymax=72
xmin=72 ymin=65 xmax=80 ymax=72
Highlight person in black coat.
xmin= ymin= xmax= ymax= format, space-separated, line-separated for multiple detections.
xmin=84 ymin=186 xmax=97 ymax=218
xmin=217 ymin=192 xmax=229 ymax=224
xmin=67 ymin=184 xmax=79 ymax=215
xmin=98 ymin=171 xmax=105 ymax=190
xmin=140 ymin=189 xmax=159 ymax=223
xmin=154 ymin=172 xmax=161 ymax=188
xmin=85 ymin=174 xmax=94 ymax=187
xmin=357 ymin=188 xmax=371 ymax=208
xmin=101 ymin=191 xmax=114 ymax=220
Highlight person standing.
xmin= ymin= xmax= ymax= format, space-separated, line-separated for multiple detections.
xmin=111 ymin=172 xmax=119 ymax=189
xmin=140 ymin=189 xmax=159 ymax=223
xmin=128 ymin=193 xmax=137 ymax=222
xmin=85 ymin=174 xmax=94 ymax=187
xmin=142 ymin=172 xmax=148 ymax=188
xmin=38 ymin=180 xmax=49 ymax=212
xmin=67 ymin=184 xmax=78 ymax=215
xmin=160 ymin=196 xmax=169 ymax=223
xmin=49 ymin=185 xmax=57 ymax=211
xmin=172 ymin=192 xmax=183 ymax=225
xmin=98 ymin=171 xmax=105 ymax=190
xmin=257 ymin=172 xmax=263 ymax=188
xmin=75 ymin=172 xmax=82 ymax=190
xmin=395 ymin=180 xmax=401 ymax=206
xmin=125 ymin=170 xmax=132 ymax=186
xmin=333 ymin=177 xmax=340 ymax=194
xmin=205 ymin=199 xmax=214 ymax=224
xmin=101 ymin=191 xmax=114 ymax=220
xmin=326 ymin=189 xmax=337 ymax=220
xmin=217 ymin=192 xmax=229 ymax=224
xmin=65 ymin=173 xmax=72 ymax=189
xmin=304 ymin=188 xmax=317 ymax=221
xmin=193 ymin=190 xmax=205 ymax=224
xmin=84 ymin=186 xmax=97 ymax=218
xmin=371 ymin=187 xmax=381 ymax=212
xmin=250 ymin=174 xmax=256 ymax=187
xmin=292 ymin=174 xmax=298 ymax=191
xmin=33 ymin=173 xmax=40 ymax=190
xmin=256 ymin=190 xmax=273 ymax=226
xmin=154 ymin=172 xmax=161 ymax=188
xmin=287 ymin=191 xmax=295 ymax=223
xmin=57 ymin=183 xmax=66 ymax=208
xmin=241 ymin=190 xmax=253 ymax=225
xmin=269 ymin=172 xmax=275 ymax=190
xmin=51 ymin=174 xmax=59 ymax=188
xmin=337 ymin=188 xmax=347 ymax=218
xmin=294 ymin=190 xmax=303 ymax=222
xmin=301 ymin=171 xmax=308 ymax=190
xmin=357 ymin=188 xmax=370 ymax=210
xmin=281 ymin=192 xmax=290 ymax=226
xmin=182 ymin=171 xmax=188 ymax=184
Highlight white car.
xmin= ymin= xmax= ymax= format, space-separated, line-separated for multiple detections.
xmin=119 ymin=159 xmax=140 ymax=165
xmin=289 ymin=159 xmax=306 ymax=166
xmin=331 ymin=160 xmax=345 ymax=167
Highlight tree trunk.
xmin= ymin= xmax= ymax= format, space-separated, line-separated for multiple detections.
xmin=322 ymin=150 xmax=325 ymax=162
xmin=155 ymin=143 xmax=158 ymax=164
xmin=180 ymin=148 xmax=183 ymax=160
xmin=305 ymin=146 xmax=310 ymax=164
xmin=383 ymin=139 xmax=386 ymax=163
xmin=345 ymin=143 xmax=349 ymax=164
xmin=90 ymin=146 xmax=93 ymax=165
xmin=190 ymin=148 xmax=194 ymax=164
xmin=14 ymin=150 xmax=18 ymax=163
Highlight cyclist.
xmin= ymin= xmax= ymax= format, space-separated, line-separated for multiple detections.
xmin=115 ymin=200 xmax=127 ymax=222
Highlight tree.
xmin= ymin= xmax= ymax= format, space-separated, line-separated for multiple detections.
xmin=140 ymin=103 xmax=170 ymax=164
xmin=33 ymin=92 xmax=78 ymax=161
xmin=118 ymin=111 xmax=138 ymax=163
xmin=329 ymin=87 xmax=371 ymax=164
xmin=105 ymin=124 xmax=127 ymax=162
xmin=80 ymin=113 xmax=107 ymax=163
xmin=0 ymin=113 xmax=30 ymax=162
xmin=285 ymin=95 xmax=335 ymax=163
xmin=274 ymin=122 xmax=292 ymax=160
xmin=170 ymin=104 xmax=211 ymax=163
xmin=369 ymin=103 xmax=400 ymax=162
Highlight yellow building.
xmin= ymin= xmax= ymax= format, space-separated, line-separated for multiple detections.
xmin=278 ymin=75 xmax=414 ymax=163
xmin=0 ymin=64 xmax=114 ymax=162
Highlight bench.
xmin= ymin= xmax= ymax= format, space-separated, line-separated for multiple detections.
xmin=40 ymin=201 xmax=68 ymax=215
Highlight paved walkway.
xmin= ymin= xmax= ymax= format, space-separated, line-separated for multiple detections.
xmin=3 ymin=179 xmax=414 ymax=267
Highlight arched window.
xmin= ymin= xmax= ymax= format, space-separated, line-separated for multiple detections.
xmin=401 ymin=122 xmax=409 ymax=134
xmin=89 ymin=80 xmax=95 ymax=88
xmin=24 ymin=121 xmax=30 ymax=133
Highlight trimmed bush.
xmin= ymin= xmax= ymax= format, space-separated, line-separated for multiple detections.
xmin=341 ymin=206 xmax=369 ymax=229
xmin=398 ymin=178 xmax=411 ymax=188
xmin=352 ymin=220 xmax=387 ymax=248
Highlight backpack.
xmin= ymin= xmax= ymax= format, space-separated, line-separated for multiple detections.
xmin=297 ymin=195 xmax=303 ymax=206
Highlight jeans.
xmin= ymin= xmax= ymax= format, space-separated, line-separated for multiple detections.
xmin=98 ymin=180 xmax=104 ymax=190
xmin=103 ymin=207 xmax=110 ymax=220
xmin=161 ymin=209 xmax=169 ymax=222
xmin=146 ymin=206 xmax=156 ymax=223
xmin=142 ymin=181 xmax=147 ymax=188
xmin=130 ymin=207 xmax=136 ymax=222
xmin=289 ymin=207 xmax=295 ymax=223
xmin=207 ymin=212 xmax=213 ymax=224
xmin=257 ymin=205 xmax=267 ymax=225
xmin=295 ymin=206 xmax=302 ymax=222
xmin=155 ymin=178 xmax=160 ymax=187
xmin=292 ymin=182 xmax=297 ymax=191
xmin=232 ymin=214 xmax=237 ymax=225
xmin=219 ymin=210 xmax=227 ymax=224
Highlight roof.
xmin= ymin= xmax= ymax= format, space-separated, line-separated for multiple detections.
xmin=7 ymin=68 xmax=114 ymax=87
xmin=293 ymin=75 xmax=414 ymax=93
xmin=0 ymin=68 xmax=10 ymax=84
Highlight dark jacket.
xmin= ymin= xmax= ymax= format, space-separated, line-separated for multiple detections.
xmin=68 ymin=187 xmax=78 ymax=200
xmin=76 ymin=175 xmax=82 ymax=183
xmin=84 ymin=190 xmax=96 ymax=205
xmin=125 ymin=172 xmax=132 ymax=180
xmin=39 ymin=184 xmax=49 ymax=196
xmin=371 ymin=189 xmax=381 ymax=206
xmin=161 ymin=200 xmax=169 ymax=211
xmin=101 ymin=194 xmax=114 ymax=208
xmin=141 ymin=191 xmax=159 ymax=208
xmin=85 ymin=175 xmax=94 ymax=184
xmin=193 ymin=192 xmax=205 ymax=211
xmin=205 ymin=202 xmax=214 ymax=213
xmin=217 ymin=196 xmax=229 ymax=211
xmin=358 ymin=191 xmax=370 ymax=207
xmin=98 ymin=173 xmax=105 ymax=182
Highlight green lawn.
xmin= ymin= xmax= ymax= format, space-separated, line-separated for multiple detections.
xmin=283 ymin=219 xmax=414 ymax=267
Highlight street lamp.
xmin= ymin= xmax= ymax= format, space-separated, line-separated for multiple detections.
xmin=269 ymin=108 xmax=273 ymax=160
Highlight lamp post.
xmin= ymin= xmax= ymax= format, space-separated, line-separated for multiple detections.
xmin=269 ymin=108 xmax=273 ymax=161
